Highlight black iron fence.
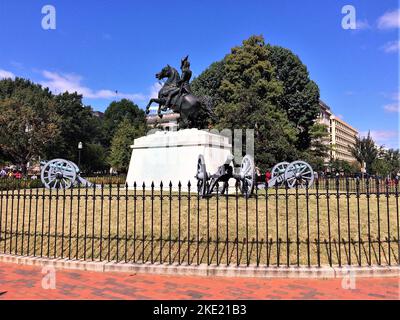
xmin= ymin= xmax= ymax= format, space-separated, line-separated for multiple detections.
xmin=0 ymin=178 xmax=399 ymax=267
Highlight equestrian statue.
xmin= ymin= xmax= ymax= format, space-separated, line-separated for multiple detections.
xmin=145 ymin=56 xmax=214 ymax=129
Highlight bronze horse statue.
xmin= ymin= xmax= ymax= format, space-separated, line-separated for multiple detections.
xmin=145 ymin=65 xmax=214 ymax=128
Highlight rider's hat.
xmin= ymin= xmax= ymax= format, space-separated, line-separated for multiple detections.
xmin=181 ymin=55 xmax=190 ymax=68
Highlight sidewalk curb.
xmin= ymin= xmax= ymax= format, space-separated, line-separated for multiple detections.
xmin=0 ymin=254 xmax=399 ymax=279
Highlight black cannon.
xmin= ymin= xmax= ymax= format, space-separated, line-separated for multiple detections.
xmin=195 ymin=154 xmax=255 ymax=198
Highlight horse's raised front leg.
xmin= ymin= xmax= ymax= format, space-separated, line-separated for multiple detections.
xmin=145 ymin=98 xmax=156 ymax=114
xmin=157 ymin=103 xmax=163 ymax=118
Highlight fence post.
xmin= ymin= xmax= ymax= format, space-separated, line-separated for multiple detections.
xmin=169 ymin=181 xmax=172 ymax=265
xmin=27 ymin=187 xmax=33 ymax=256
xmin=275 ymin=180 xmax=279 ymax=267
xmin=365 ymin=177 xmax=372 ymax=265
xmin=325 ymin=178 xmax=332 ymax=266
xmin=285 ymin=179 xmax=289 ymax=267
xmin=83 ymin=182 xmax=88 ymax=261
xmin=0 ymin=182 xmax=3 ymax=249
xmin=53 ymin=186 xmax=59 ymax=258
xmin=305 ymin=179 xmax=310 ymax=267
xmin=160 ymin=181 xmax=163 ymax=264
xmin=345 ymin=177 xmax=351 ymax=265
xmin=216 ymin=181 xmax=220 ymax=266
xmin=151 ymin=181 xmax=154 ymax=264
xmin=295 ymin=179 xmax=300 ymax=267
xmin=316 ymin=177 xmax=321 ymax=267
xmin=235 ymin=180 xmax=239 ymax=266
xmin=125 ymin=182 xmax=128 ymax=263
xmin=108 ymin=182 xmax=112 ymax=262
xmin=335 ymin=176 xmax=341 ymax=267
xmin=255 ymin=180 xmax=259 ymax=267
xmin=116 ymin=182 xmax=120 ymax=263
xmin=187 ymin=181 xmax=191 ymax=266
xmin=265 ymin=178 xmax=269 ymax=267
xmin=385 ymin=178 xmax=391 ymax=266
xmin=142 ymin=182 xmax=146 ymax=263
xmin=225 ymin=180 xmax=229 ymax=267
xmin=99 ymin=182 xmax=104 ymax=261
xmin=376 ymin=178 xmax=381 ymax=265
xmin=395 ymin=178 xmax=399 ymax=265
xmin=92 ymin=182 xmax=96 ymax=261
xmin=133 ymin=181 xmax=137 ymax=263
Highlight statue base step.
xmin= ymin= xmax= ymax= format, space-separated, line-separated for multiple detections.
xmin=126 ymin=129 xmax=232 ymax=191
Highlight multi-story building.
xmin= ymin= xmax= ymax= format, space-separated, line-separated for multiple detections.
xmin=317 ymin=100 xmax=359 ymax=163
xmin=330 ymin=115 xmax=358 ymax=162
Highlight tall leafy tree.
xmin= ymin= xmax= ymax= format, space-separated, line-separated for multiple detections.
xmin=44 ymin=92 xmax=104 ymax=164
xmin=350 ymin=132 xmax=380 ymax=174
xmin=302 ymin=123 xmax=331 ymax=171
xmin=108 ymin=118 xmax=146 ymax=173
xmin=268 ymin=45 xmax=320 ymax=149
xmin=103 ymin=99 xmax=146 ymax=144
xmin=191 ymin=35 xmax=319 ymax=169
xmin=80 ymin=143 xmax=108 ymax=173
xmin=371 ymin=158 xmax=391 ymax=177
xmin=0 ymin=78 xmax=60 ymax=171
xmin=380 ymin=148 xmax=400 ymax=177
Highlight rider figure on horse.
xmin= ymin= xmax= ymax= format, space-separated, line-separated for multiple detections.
xmin=165 ymin=55 xmax=192 ymax=108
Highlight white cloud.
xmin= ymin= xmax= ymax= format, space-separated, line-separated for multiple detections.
xmin=355 ymin=19 xmax=371 ymax=30
xmin=149 ymin=81 xmax=163 ymax=99
xmin=145 ymin=82 xmax=164 ymax=111
xmin=0 ymin=69 xmax=15 ymax=79
xmin=377 ymin=9 xmax=400 ymax=29
xmin=40 ymin=70 xmax=146 ymax=101
xmin=383 ymin=103 xmax=399 ymax=113
xmin=382 ymin=40 xmax=400 ymax=53
xmin=361 ymin=130 xmax=399 ymax=149
xmin=382 ymin=91 xmax=400 ymax=113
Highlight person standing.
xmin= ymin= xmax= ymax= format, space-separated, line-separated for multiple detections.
xmin=265 ymin=170 xmax=271 ymax=184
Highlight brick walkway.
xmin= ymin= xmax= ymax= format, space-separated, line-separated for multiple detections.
xmin=0 ymin=262 xmax=399 ymax=300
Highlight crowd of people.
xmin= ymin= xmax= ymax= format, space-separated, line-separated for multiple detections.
xmin=0 ymin=167 xmax=28 ymax=180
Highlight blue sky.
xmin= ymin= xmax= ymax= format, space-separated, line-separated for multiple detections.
xmin=0 ymin=0 xmax=399 ymax=148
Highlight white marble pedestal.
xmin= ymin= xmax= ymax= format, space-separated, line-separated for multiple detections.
xmin=126 ymin=129 xmax=232 ymax=191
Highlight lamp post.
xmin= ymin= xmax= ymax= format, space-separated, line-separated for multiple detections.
xmin=78 ymin=142 xmax=83 ymax=168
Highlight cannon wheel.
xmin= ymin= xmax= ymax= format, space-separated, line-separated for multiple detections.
xmin=239 ymin=155 xmax=255 ymax=198
xmin=284 ymin=160 xmax=314 ymax=189
xmin=41 ymin=159 xmax=77 ymax=189
xmin=195 ymin=155 xmax=208 ymax=197
xmin=271 ymin=162 xmax=289 ymax=181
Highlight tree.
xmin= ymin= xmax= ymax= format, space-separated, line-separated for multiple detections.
xmin=329 ymin=159 xmax=359 ymax=175
xmin=191 ymin=61 xmax=225 ymax=105
xmin=103 ymin=99 xmax=146 ymax=144
xmin=350 ymin=132 xmax=380 ymax=174
xmin=383 ymin=149 xmax=400 ymax=177
xmin=268 ymin=45 xmax=320 ymax=149
xmin=80 ymin=143 xmax=108 ymax=173
xmin=371 ymin=158 xmax=391 ymax=178
xmin=308 ymin=123 xmax=330 ymax=156
xmin=0 ymin=78 xmax=60 ymax=171
xmin=108 ymin=118 xmax=146 ymax=173
xmin=191 ymin=35 xmax=321 ymax=169
xmin=44 ymin=92 xmax=104 ymax=163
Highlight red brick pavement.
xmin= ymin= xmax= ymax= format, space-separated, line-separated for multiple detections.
xmin=0 ymin=262 xmax=399 ymax=300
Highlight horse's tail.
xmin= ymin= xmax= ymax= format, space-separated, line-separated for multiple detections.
xmin=198 ymin=95 xmax=217 ymax=122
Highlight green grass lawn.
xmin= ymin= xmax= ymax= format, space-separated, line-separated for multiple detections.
xmin=0 ymin=186 xmax=399 ymax=267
